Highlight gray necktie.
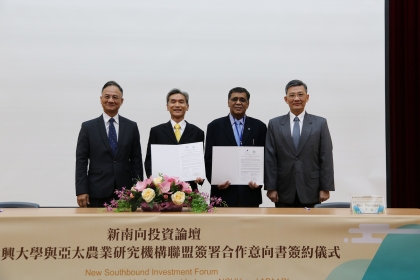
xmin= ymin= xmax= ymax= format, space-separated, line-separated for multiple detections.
xmin=293 ymin=117 xmax=300 ymax=149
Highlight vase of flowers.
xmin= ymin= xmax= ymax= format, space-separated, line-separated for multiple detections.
xmin=104 ymin=174 xmax=225 ymax=213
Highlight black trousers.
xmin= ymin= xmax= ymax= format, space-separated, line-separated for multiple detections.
xmin=88 ymin=181 xmax=119 ymax=208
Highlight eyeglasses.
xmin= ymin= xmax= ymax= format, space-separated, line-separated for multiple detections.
xmin=286 ymin=93 xmax=307 ymax=100
xmin=229 ymin=97 xmax=248 ymax=103
xmin=102 ymin=94 xmax=121 ymax=101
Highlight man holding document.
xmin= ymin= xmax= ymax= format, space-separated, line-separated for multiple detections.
xmin=144 ymin=89 xmax=204 ymax=190
xmin=205 ymin=87 xmax=267 ymax=207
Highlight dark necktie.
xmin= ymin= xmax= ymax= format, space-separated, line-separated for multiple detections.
xmin=293 ymin=116 xmax=300 ymax=149
xmin=108 ymin=118 xmax=118 ymax=156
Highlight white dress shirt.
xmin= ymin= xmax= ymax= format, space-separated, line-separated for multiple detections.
xmin=103 ymin=113 xmax=119 ymax=140
xmin=289 ymin=111 xmax=305 ymax=136
xmin=170 ymin=119 xmax=186 ymax=137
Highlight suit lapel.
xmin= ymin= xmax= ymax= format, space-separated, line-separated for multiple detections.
xmin=223 ymin=115 xmax=238 ymax=146
xmin=163 ymin=121 xmax=178 ymax=144
xmin=296 ymin=112 xmax=312 ymax=155
xmin=179 ymin=121 xmax=193 ymax=144
xmin=115 ymin=116 xmax=126 ymax=157
xmin=281 ymin=113 xmax=296 ymax=154
xmin=242 ymin=117 xmax=252 ymax=144
xmin=97 ymin=115 xmax=114 ymax=156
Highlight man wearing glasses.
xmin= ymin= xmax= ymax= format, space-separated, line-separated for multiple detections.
xmin=204 ymin=87 xmax=267 ymax=207
xmin=264 ymin=80 xmax=334 ymax=208
xmin=75 ymin=81 xmax=143 ymax=207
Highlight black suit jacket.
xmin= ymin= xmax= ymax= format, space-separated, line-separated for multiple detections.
xmin=75 ymin=115 xmax=143 ymax=198
xmin=205 ymin=115 xmax=267 ymax=207
xmin=144 ymin=121 xmax=205 ymax=190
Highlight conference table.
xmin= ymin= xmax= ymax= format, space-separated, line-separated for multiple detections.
xmin=1 ymin=207 xmax=420 ymax=280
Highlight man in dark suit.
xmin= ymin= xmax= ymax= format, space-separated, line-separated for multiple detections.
xmin=76 ymin=81 xmax=143 ymax=207
xmin=205 ymin=87 xmax=267 ymax=207
xmin=264 ymin=80 xmax=334 ymax=208
xmin=144 ymin=89 xmax=204 ymax=190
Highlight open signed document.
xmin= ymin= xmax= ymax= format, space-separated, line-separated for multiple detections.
xmin=211 ymin=146 xmax=264 ymax=185
xmin=151 ymin=142 xmax=205 ymax=181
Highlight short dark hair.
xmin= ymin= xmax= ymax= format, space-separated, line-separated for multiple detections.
xmin=285 ymin=80 xmax=307 ymax=94
xmin=102 ymin=81 xmax=123 ymax=96
xmin=166 ymin=88 xmax=189 ymax=104
xmin=228 ymin=87 xmax=250 ymax=100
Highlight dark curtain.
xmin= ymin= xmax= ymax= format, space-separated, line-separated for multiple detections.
xmin=389 ymin=0 xmax=420 ymax=207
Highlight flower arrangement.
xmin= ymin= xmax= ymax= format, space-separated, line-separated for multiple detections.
xmin=104 ymin=174 xmax=225 ymax=213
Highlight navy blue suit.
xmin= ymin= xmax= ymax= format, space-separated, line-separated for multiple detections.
xmin=75 ymin=115 xmax=143 ymax=199
xmin=205 ymin=115 xmax=267 ymax=207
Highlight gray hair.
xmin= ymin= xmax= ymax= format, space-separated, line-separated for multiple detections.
xmin=285 ymin=80 xmax=308 ymax=94
xmin=166 ymin=88 xmax=189 ymax=104
xmin=102 ymin=81 xmax=123 ymax=96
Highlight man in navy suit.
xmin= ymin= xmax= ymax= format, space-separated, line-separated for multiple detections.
xmin=205 ymin=87 xmax=267 ymax=207
xmin=144 ymin=89 xmax=204 ymax=190
xmin=76 ymin=81 xmax=143 ymax=207
xmin=264 ymin=80 xmax=334 ymax=208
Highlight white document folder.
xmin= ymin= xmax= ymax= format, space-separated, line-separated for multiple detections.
xmin=211 ymin=146 xmax=264 ymax=185
xmin=151 ymin=142 xmax=205 ymax=181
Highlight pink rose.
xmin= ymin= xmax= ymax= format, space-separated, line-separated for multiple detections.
xmin=181 ymin=182 xmax=192 ymax=193
xmin=163 ymin=175 xmax=180 ymax=184
xmin=134 ymin=177 xmax=152 ymax=192
xmin=160 ymin=181 xmax=171 ymax=194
